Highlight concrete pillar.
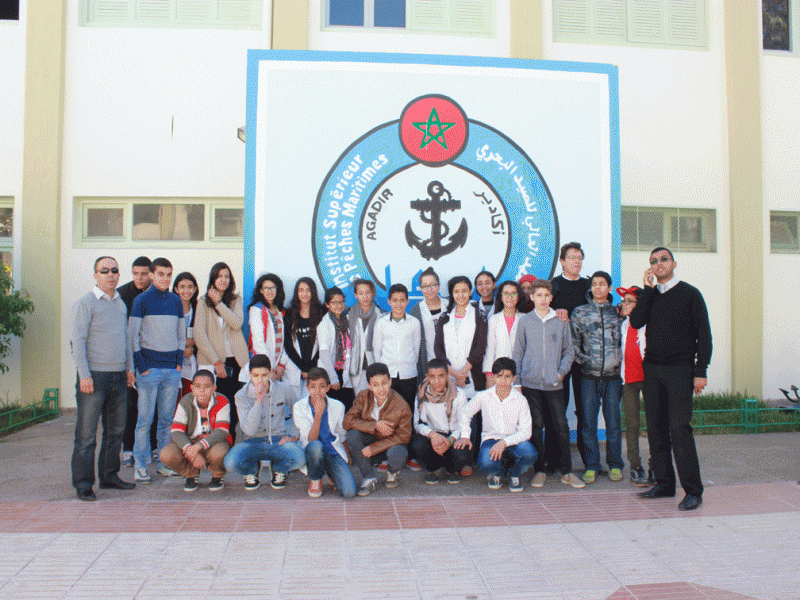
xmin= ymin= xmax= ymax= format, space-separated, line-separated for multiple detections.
xmin=20 ymin=1 xmax=66 ymax=404
xmin=510 ymin=0 xmax=542 ymax=60
xmin=724 ymin=2 xmax=763 ymax=397
xmin=272 ymin=0 xmax=307 ymax=50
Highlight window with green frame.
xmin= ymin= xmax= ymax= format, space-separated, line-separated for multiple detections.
xmin=621 ymin=205 xmax=717 ymax=252
xmin=74 ymin=197 xmax=244 ymax=248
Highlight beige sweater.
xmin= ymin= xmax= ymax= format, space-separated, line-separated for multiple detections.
xmin=193 ymin=294 xmax=249 ymax=367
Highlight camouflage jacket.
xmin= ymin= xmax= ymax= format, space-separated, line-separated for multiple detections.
xmin=570 ymin=293 xmax=622 ymax=379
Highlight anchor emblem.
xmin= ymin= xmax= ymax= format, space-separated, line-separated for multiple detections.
xmin=405 ymin=181 xmax=468 ymax=261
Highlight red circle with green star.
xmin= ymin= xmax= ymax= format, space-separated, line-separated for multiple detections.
xmin=399 ymin=95 xmax=468 ymax=166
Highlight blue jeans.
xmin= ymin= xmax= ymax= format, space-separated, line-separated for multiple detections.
xmin=305 ymin=441 xmax=357 ymax=498
xmin=134 ymin=367 xmax=181 ymax=469
xmin=581 ymin=378 xmax=623 ymax=472
xmin=223 ymin=435 xmax=306 ymax=477
xmin=71 ymin=371 xmax=127 ymax=490
xmin=478 ymin=439 xmax=537 ymax=477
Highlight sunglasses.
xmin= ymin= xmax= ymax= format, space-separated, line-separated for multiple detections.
xmin=96 ymin=267 xmax=120 ymax=274
xmin=649 ymin=256 xmax=671 ymax=265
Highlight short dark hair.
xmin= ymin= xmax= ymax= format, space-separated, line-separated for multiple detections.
xmin=531 ymin=279 xmax=553 ymax=294
xmin=132 ymin=256 xmax=151 ymax=268
xmin=150 ymin=257 xmax=172 ymax=272
xmin=650 ymin=246 xmax=674 ymax=261
xmin=491 ymin=357 xmax=516 ymax=376
xmin=366 ymin=362 xmax=390 ymax=382
xmin=388 ymin=283 xmax=408 ymax=300
xmin=306 ymin=367 xmax=331 ymax=385
xmin=249 ymin=354 xmax=271 ymax=372
xmin=94 ymin=256 xmax=116 ymax=271
xmin=192 ymin=369 xmax=215 ymax=384
xmin=590 ymin=270 xmax=612 ymax=287
xmin=559 ymin=242 xmax=584 ymax=261
xmin=353 ymin=278 xmax=376 ymax=296
xmin=426 ymin=358 xmax=449 ymax=373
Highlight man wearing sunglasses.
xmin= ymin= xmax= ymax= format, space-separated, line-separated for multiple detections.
xmin=629 ymin=247 xmax=712 ymax=511
xmin=71 ymin=256 xmax=136 ymax=501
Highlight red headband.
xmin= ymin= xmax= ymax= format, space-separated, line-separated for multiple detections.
xmin=616 ymin=286 xmax=641 ymax=298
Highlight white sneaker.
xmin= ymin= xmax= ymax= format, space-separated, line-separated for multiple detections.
xmin=531 ymin=472 xmax=547 ymax=488
xmin=386 ymin=470 xmax=400 ymax=489
xmin=134 ymin=468 xmax=151 ymax=483
xmin=157 ymin=465 xmax=179 ymax=477
xmin=487 ymin=475 xmax=501 ymax=490
xmin=561 ymin=473 xmax=586 ymax=489
xmin=509 ymin=476 xmax=523 ymax=492
xmin=357 ymin=478 xmax=377 ymax=496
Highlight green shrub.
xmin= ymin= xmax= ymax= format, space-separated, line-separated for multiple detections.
xmin=0 ymin=264 xmax=35 ymax=374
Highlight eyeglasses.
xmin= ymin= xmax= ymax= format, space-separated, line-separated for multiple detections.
xmin=420 ymin=284 xmax=439 ymax=290
xmin=649 ymin=256 xmax=671 ymax=265
xmin=262 ymin=285 xmax=277 ymax=292
xmin=564 ymin=255 xmax=583 ymax=261
xmin=96 ymin=267 xmax=119 ymax=274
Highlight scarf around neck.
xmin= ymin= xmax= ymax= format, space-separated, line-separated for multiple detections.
xmin=417 ymin=376 xmax=458 ymax=420
xmin=331 ymin=312 xmax=350 ymax=368
xmin=348 ymin=302 xmax=379 ymax=376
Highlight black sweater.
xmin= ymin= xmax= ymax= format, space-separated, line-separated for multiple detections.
xmin=629 ymin=281 xmax=712 ymax=378
xmin=550 ymin=275 xmax=591 ymax=317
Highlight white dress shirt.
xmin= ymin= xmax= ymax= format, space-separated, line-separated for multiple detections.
xmin=373 ymin=313 xmax=421 ymax=379
xmin=458 ymin=385 xmax=532 ymax=447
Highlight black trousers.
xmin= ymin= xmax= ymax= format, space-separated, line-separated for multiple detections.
xmin=216 ymin=357 xmax=243 ymax=443
xmin=642 ymin=363 xmax=703 ymax=496
xmin=391 ymin=375 xmax=418 ymax=461
xmin=522 ymin=386 xmax=572 ymax=475
xmin=410 ymin=434 xmax=471 ymax=474
xmin=328 ymin=367 xmax=355 ymax=412
xmin=544 ymin=364 xmax=586 ymax=470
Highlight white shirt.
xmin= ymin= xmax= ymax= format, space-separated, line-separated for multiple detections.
xmin=482 ymin=312 xmax=519 ymax=374
xmin=373 ymin=313 xmax=421 ymax=379
xmin=658 ymin=276 xmax=680 ymax=293
xmin=93 ymin=285 xmax=119 ymax=301
xmin=414 ymin=386 xmax=467 ymax=438
xmin=458 ymin=386 xmax=532 ymax=447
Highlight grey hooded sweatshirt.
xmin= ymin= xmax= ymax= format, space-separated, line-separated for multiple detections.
xmin=512 ymin=307 xmax=575 ymax=390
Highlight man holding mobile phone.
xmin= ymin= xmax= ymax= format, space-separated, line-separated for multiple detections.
xmin=629 ymin=247 xmax=712 ymax=511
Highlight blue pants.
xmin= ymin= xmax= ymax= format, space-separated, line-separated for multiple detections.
xmin=478 ymin=439 xmax=537 ymax=477
xmin=71 ymin=370 xmax=127 ymax=490
xmin=304 ymin=440 xmax=357 ymax=498
xmin=134 ymin=367 xmax=181 ymax=470
xmin=581 ymin=378 xmax=623 ymax=472
xmin=223 ymin=435 xmax=306 ymax=477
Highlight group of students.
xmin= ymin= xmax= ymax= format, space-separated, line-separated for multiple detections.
xmin=72 ymin=242 xmax=658 ymax=499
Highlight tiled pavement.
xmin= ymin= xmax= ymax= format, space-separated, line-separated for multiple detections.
xmin=0 ymin=415 xmax=799 ymax=599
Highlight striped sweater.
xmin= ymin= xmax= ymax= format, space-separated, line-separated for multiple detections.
xmin=129 ymin=285 xmax=185 ymax=373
